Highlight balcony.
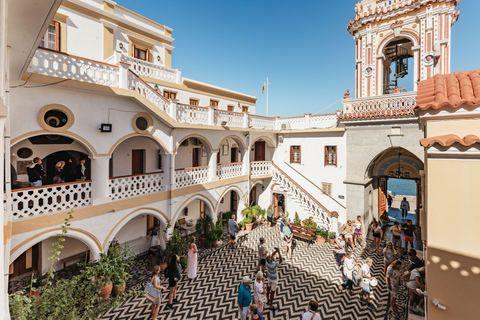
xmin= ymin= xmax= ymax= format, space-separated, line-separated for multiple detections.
xmin=174 ymin=166 xmax=209 ymax=188
xmin=250 ymin=161 xmax=272 ymax=176
xmin=109 ymin=172 xmax=164 ymax=200
xmin=217 ymin=162 xmax=243 ymax=180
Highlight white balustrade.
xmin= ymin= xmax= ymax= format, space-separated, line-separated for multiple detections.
xmin=376 ymin=0 xmax=410 ymax=9
xmin=249 ymin=115 xmax=276 ymax=129
xmin=10 ymin=181 xmax=92 ymax=220
xmin=28 ymin=49 xmax=119 ymax=86
xmin=346 ymin=92 xmax=417 ymax=115
xmin=309 ymin=114 xmax=338 ymax=128
xmin=217 ymin=162 xmax=243 ymax=179
xmin=128 ymin=72 xmax=171 ymax=114
xmin=250 ymin=161 xmax=272 ymax=176
xmin=271 ymin=163 xmax=332 ymax=230
xmin=215 ymin=110 xmax=244 ymax=127
xmin=121 ymin=55 xmax=179 ymax=84
xmin=104 ymin=54 xmax=116 ymax=64
xmin=176 ymin=104 xmax=209 ymax=125
xmin=278 ymin=116 xmax=305 ymax=130
xmin=175 ymin=166 xmax=209 ymax=188
xmin=109 ymin=172 xmax=164 ymax=200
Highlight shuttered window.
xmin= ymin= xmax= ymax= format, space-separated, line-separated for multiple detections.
xmin=325 ymin=146 xmax=337 ymax=166
xmin=189 ymin=99 xmax=199 ymax=106
xmin=227 ymin=105 xmax=234 ymax=112
xmin=210 ymin=99 xmax=219 ymax=109
xmin=40 ymin=23 xmax=60 ymax=51
xmin=290 ymin=146 xmax=301 ymax=164
xmin=321 ymin=182 xmax=332 ymax=196
xmin=164 ymin=90 xmax=177 ymax=100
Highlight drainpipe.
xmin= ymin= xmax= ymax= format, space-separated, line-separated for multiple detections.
xmin=167 ymin=127 xmax=175 ymax=240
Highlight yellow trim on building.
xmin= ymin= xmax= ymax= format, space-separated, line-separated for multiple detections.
xmin=3 ymin=221 xmax=12 ymax=245
xmin=164 ymin=49 xmax=172 ymax=69
xmin=103 ymin=26 xmax=114 ymax=60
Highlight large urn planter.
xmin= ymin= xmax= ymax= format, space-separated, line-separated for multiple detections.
xmin=328 ymin=238 xmax=335 ymax=244
xmin=316 ymin=236 xmax=326 ymax=244
xmin=199 ymin=235 xmax=207 ymax=246
xmin=160 ymin=262 xmax=168 ymax=272
xmin=113 ymin=281 xmax=126 ymax=296
xmin=212 ymin=240 xmax=218 ymax=247
xmin=245 ymin=223 xmax=254 ymax=232
xmin=97 ymin=282 xmax=113 ymax=299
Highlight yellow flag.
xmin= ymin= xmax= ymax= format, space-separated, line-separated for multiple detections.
xmin=262 ymin=81 xmax=265 ymax=94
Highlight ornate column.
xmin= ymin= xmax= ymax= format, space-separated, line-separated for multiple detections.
xmin=208 ymin=151 xmax=219 ymax=182
xmin=91 ymin=156 xmax=111 ymax=205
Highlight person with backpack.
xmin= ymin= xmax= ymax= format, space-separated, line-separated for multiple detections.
xmin=282 ymin=221 xmax=293 ymax=259
xmin=27 ymin=157 xmax=45 ymax=187
xmin=302 ymin=299 xmax=321 ymax=320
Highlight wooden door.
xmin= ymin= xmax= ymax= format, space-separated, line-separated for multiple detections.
xmin=230 ymin=191 xmax=238 ymax=212
xmin=231 ymin=148 xmax=238 ymax=162
xmin=11 ymin=243 xmax=39 ymax=277
xmin=250 ymin=187 xmax=257 ymax=206
xmin=200 ymin=200 xmax=205 ymax=218
xmin=254 ymin=141 xmax=265 ymax=161
xmin=378 ymin=177 xmax=387 ymax=218
xmin=192 ymin=148 xmax=199 ymax=167
xmin=132 ymin=150 xmax=144 ymax=175
xmin=416 ymin=179 xmax=421 ymax=225
xmin=273 ymin=193 xmax=279 ymax=218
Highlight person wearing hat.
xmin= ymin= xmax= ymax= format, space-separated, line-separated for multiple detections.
xmin=256 ymin=237 xmax=268 ymax=273
xmin=53 ymin=160 xmax=66 ymax=184
xmin=237 ymin=276 xmax=252 ymax=320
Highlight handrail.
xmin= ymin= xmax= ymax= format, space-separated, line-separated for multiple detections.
xmin=38 ymin=47 xmax=118 ymax=68
xmin=283 ymin=161 xmax=346 ymax=209
xmin=175 ymin=166 xmax=209 ymax=171
xmin=250 ymin=160 xmax=272 ymax=163
xmin=109 ymin=172 xmax=163 ymax=180
xmin=128 ymin=70 xmax=170 ymax=104
xmin=11 ymin=180 xmax=92 ymax=192
xmin=218 ymin=161 xmax=242 ymax=166
xmin=271 ymin=162 xmax=336 ymax=217
xmin=177 ymin=103 xmax=210 ymax=110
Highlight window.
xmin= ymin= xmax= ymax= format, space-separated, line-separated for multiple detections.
xmin=134 ymin=46 xmax=148 ymax=61
xmin=164 ymin=90 xmax=177 ymax=100
xmin=189 ymin=99 xmax=199 ymax=106
xmin=227 ymin=105 xmax=234 ymax=112
xmin=290 ymin=146 xmax=301 ymax=164
xmin=325 ymin=146 xmax=337 ymax=166
xmin=321 ymin=182 xmax=332 ymax=196
xmin=210 ymin=99 xmax=219 ymax=109
xmin=242 ymin=105 xmax=249 ymax=113
xmin=40 ymin=23 xmax=59 ymax=51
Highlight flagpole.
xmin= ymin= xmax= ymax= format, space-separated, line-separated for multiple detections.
xmin=266 ymin=77 xmax=270 ymax=117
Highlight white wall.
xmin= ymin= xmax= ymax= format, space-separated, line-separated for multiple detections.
xmin=41 ymin=237 xmax=90 ymax=273
xmin=175 ymin=139 xmax=208 ymax=169
xmin=112 ymin=136 xmax=161 ymax=176
xmin=114 ymin=214 xmax=146 ymax=244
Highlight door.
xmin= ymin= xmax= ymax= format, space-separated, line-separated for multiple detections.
xmin=192 ymin=148 xmax=199 ymax=167
xmin=11 ymin=243 xmax=40 ymax=277
xmin=273 ymin=193 xmax=279 ymax=218
xmin=200 ymin=200 xmax=205 ymax=218
xmin=250 ymin=186 xmax=257 ymax=206
xmin=132 ymin=150 xmax=144 ymax=175
xmin=254 ymin=141 xmax=265 ymax=161
xmin=231 ymin=147 xmax=238 ymax=162
xmin=230 ymin=191 xmax=238 ymax=212
xmin=378 ymin=177 xmax=387 ymax=218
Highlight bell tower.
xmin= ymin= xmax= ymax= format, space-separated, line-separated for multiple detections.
xmin=347 ymin=0 xmax=461 ymax=98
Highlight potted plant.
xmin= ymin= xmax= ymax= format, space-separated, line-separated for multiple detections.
xmin=166 ymin=224 xmax=186 ymax=257
xmin=302 ymin=217 xmax=317 ymax=230
xmin=260 ymin=209 xmax=266 ymax=222
xmin=239 ymin=220 xmax=245 ymax=231
xmin=294 ymin=212 xmax=301 ymax=225
xmin=195 ymin=215 xmax=214 ymax=246
xmin=180 ymin=256 xmax=188 ymax=270
xmin=328 ymin=231 xmax=336 ymax=244
xmin=210 ymin=218 xmax=225 ymax=247
xmin=315 ymin=227 xmax=327 ymax=244
xmin=222 ymin=211 xmax=233 ymax=222
xmin=107 ymin=241 xmax=135 ymax=296
xmin=155 ymin=247 xmax=168 ymax=272
xmin=241 ymin=204 xmax=261 ymax=231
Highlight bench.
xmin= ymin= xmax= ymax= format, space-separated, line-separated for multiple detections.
xmin=290 ymin=223 xmax=316 ymax=246
xmin=61 ymin=250 xmax=90 ymax=269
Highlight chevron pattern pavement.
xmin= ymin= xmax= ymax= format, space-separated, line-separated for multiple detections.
xmin=101 ymin=223 xmax=409 ymax=320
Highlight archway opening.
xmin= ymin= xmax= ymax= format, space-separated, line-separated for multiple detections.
xmin=387 ymin=178 xmax=417 ymax=223
xmin=113 ymin=214 xmax=167 ymax=253
xmin=176 ymin=137 xmax=211 ymax=170
xmin=383 ymin=37 xmax=415 ymax=94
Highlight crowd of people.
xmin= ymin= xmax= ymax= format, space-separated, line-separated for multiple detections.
xmin=26 ymin=156 xmax=87 ymax=187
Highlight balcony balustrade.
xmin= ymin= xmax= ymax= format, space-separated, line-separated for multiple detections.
xmin=343 ymin=91 xmax=417 ymax=116
xmin=250 ymin=161 xmax=272 ymax=176
xmin=216 ymin=162 xmax=243 ymax=180
xmin=9 ymin=181 xmax=92 ymax=220
xmin=109 ymin=172 xmax=164 ymax=200
xmin=174 ymin=166 xmax=209 ymax=188
xmin=176 ymin=104 xmax=209 ymax=124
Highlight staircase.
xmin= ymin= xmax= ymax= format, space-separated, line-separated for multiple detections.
xmin=271 ymin=162 xmax=338 ymax=232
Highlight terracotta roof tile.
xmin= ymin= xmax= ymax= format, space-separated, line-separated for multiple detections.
xmin=416 ymin=69 xmax=480 ymax=110
xmin=420 ymin=134 xmax=480 ymax=147
xmin=338 ymin=108 xmax=415 ymax=120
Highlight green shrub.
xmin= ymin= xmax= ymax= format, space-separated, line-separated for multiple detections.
xmin=302 ymin=217 xmax=317 ymax=229
xmin=293 ymin=212 xmax=301 ymax=225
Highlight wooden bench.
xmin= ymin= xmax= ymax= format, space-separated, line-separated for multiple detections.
xmin=290 ymin=223 xmax=316 ymax=246
xmin=61 ymin=250 xmax=90 ymax=269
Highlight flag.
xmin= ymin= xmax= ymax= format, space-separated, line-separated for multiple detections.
xmin=262 ymin=81 xmax=265 ymax=94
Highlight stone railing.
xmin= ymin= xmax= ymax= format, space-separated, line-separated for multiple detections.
xmin=109 ymin=172 xmax=164 ymax=200
xmin=217 ymin=162 xmax=243 ymax=180
xmin=28 ymin=48 xmax=119 ymax=86
xmin=346 ymin=92 xmax=416 ymax=115
xmin=250 ymin=161 xmax=272 ymax=176
xmin=376 ymin=0 xmax=409 ymax=9
xmin=120 ymin=54 xmax=180 ymax=84
xmin=215 ymin=110 xmax=244 ymax=127
xmin=176 ymin=104 xmax=210 ymax=125
xmin=249 ymin=115 xmax=276 ymax=130
xmin=278 ymin=113 xmax=337 ymax=129
xmin=271 ymin=163 xmax=335 ymax=231
xmin=175 ymin=166 xmax=209 ymax=188
xmin=10 ymin=181 xmax=92 ymax=220
xmin=128 ymin=71 xmax=170 ymax=114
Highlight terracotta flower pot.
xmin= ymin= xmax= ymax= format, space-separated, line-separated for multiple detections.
xmin=113 ymin=281 xmax=126 ymax=296
xmin=212 ymin=240 xmax=218 ymax=247
xmin=317 ymin=236 xmax=326 ymax=244
xmin=97 ymin=282 xmax=113 ymax=299
xmin=241 ymin=226 xmax=245 ymax=231
xmin=200 ymin=235 xmax=207 ymax=246
xmin=328 ymin=238 xmax=335 ymax=244
xmin=160 ymin=262 xmax=168 ymax=272
xmin=246 ymin=223 xmax=254 ymax=232
xmin=29 ymin=290 xmax=40 ymax=298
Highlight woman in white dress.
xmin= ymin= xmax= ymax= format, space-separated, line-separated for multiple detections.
xmin=187 ymin=236 xmax=198 ymax=279
xmin=150 ymin=225 xmax=160 ymax=247
xmin=254 ymin=271 xmax=267 ymax=314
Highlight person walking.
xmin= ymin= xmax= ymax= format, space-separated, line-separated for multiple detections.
xmin=390 ymin=222 xmax=402 ymax=256
xmin=383 ymin=241 xmax=396 ymax=276
xmin=266 ymin=247 xmax=283 ymax=311
xmin=379 ymin=212 xmax=390 ymax=240
xmin=165 ymin=255 xmax=182 ymax=309
xmin=229 ymin=215 xmax=239 ymax=249
xmin=341 ymin=251 xmax=356 ymax=293
xmin=302 ymin=299 xmax=321 ymax=320
xmin=250 ymin=304 xmax=264 ymax=320
xmin=150 ymin=265 xmax=167 ymax=320
xmin=282 ymin=222 xmax=293 ymax=259
xmin=27 ymin=157 xmax=45 ymax=187
xmin=386 ymin=260 xmax=402 ymax=315
xmin=387 ymin=194 xmax=393 ymax=208
xmin=253 ymin=271 xmax=267 ymax=314
xmin=150 ymin=225 xmax=161 ymax=247
xmin=187 ymin=236 xmax=198 ymax=279
xmin=354 ymin=215 xmax=363 ymax=246
xmin=360 ymin=258 xmax=374 ymax=309
xmin=400 ymin=197 xmax=410 ymax=219
xmin=266 ymin=205 xmax=273 ymax=227
xmin=335 ymin=234 xmax=346 ymax=269
xmin=76 ymin=158 xmax=87 ymax=181
xmin=402 ymin=220 xmax=416 ymax=252
xmin=256 ymin=237 xmax=268 ymax=273
xmin=237 ymin=276 xmax=252 ymax=320
xmin=344 ymin=220 xmax=355 ymax=250
xmin=371 ymin=220 xmax=382 ymax=255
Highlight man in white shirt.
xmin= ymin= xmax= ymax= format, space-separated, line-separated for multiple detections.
xmin=302 ymin=299 xmax=321 ymax=320
xmin=360 ymin=258 xmax=374 ymax=309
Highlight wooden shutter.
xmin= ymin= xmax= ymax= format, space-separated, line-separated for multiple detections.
xmin=297 ymin=146 xmax=301 ymax=163
xmin=290 ymin=146 xmax=294 ymax=163
xmin=54 ymin=22 xmax=60 ymax=51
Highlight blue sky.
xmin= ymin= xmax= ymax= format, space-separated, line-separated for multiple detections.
xmin=115 ymin=0 xmax=479 ymax=117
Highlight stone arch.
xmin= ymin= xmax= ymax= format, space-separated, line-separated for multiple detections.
xmin=365 ymin=146 xmax=423 ymax=180
xmin=376 ymin=31 xmax=419 ymax=56
xmin=108 ymin=132 xmax=169 ymax=156
xmin=102 ymin=207 xmax=169 ymax=252
xmin=216 ymin=135 xmax=247 ymax=151
xmin=250 ymin=179 xmax=265 ymax=192
xmin=172 ymin=193 xmax=216 ymax=226
xmin=214 ymin=185 xmax=247 ymax=215
xmin=10 ymin=228 xmax=101 ymax=263
xmin=249 ymin=136 xmax=276 ymax=149
xmin=174 ymin=134 xmax=214 ymax=153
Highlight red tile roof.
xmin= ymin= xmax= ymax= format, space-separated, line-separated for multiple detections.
xmin=420 ymin=134 xmax=480 ymax=147
xmin=337 ymin=108 xmax=415 ymax=120
xmin=416 ymin=69 xmax=480 ymax=110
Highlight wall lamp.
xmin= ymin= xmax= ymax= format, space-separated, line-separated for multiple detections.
xmin=157 ymin=55 xmax=161 ymax=62
xmin=118 ymin=42 xmax=123 ymax=50
xmin=154 ymin=84 xmax=159 ymax=91
xmin=100 ymin=123 xmax=112 ymax=133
